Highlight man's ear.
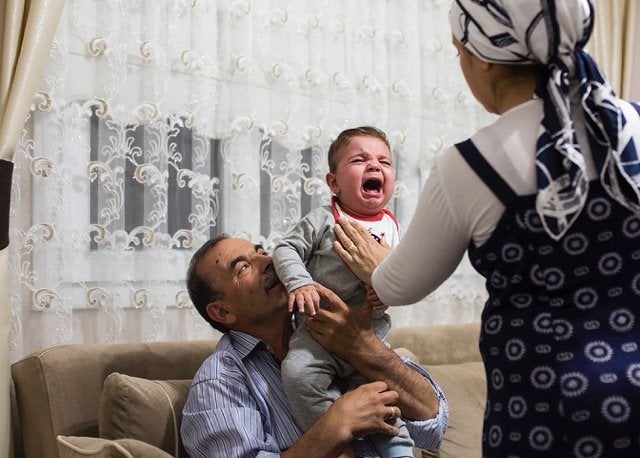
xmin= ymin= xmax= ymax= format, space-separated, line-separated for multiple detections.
xmin=206 ymin=301 xmax=237 ymax=326
xmin=326 ymin=172 xmax=339 ymax=195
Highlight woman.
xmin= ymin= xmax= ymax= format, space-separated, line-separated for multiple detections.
xmin=334 ymin=1 xmax=640 ymax=456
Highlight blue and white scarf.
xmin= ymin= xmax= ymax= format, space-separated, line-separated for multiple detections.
xmin=449 ymin=0 xmax=640 ymax=239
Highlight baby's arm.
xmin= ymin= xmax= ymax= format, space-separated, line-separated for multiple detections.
xmin=289 ymin=284 xmax=320 ymax=316
xmin=274 ymin=209 xmax=333 ymax=313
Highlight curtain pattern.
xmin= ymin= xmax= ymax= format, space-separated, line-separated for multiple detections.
xmin=8 ymin=0 xmax=493 ymax=361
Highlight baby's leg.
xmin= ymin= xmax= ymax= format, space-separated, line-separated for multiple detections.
xmin=368 ymin=417 xmax=414 ymax=458
xmin=281 ymin=325 xmax=347 ymax=430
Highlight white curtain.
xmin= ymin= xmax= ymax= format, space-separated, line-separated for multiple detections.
xmin=588 ymin=0 xmax=640 ymax=101
xmin=8 ymin=0 xmax=493 ymax=362
xmin=2 ymin=1 xmax=67 ymax=454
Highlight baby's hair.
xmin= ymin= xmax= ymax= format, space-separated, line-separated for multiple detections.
xmin=328 ymin=126 xmax=390 ymax=172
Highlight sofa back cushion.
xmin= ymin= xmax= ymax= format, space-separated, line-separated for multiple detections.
xmin=99 ymin=373 xmax=192 ymax=458
xmin=388 ymin=323 xmax=481 ymax=366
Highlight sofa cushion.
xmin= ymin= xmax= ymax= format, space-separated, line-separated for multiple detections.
xmin=388 ymin=323 xmax=481 ymax=366
xmin=11 ymin=340 xmax=217 ymax=458
xmin=423 ymin=361 xmax=486 ymax=458
xmin=57 ymin=435 xmax=173 ymax=458
xmin=98 ymin=373 xmax=191 ymax=458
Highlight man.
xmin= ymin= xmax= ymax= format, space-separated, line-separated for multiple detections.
xmin=181 ymin=234 xmax=448 ymax=457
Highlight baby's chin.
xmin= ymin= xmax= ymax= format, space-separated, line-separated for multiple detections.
xmin=350 ymin=199 xmax=390 ymax=216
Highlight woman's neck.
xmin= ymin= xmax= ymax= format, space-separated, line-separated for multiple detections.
xmin=495 ymin=80 xmax=536 ymax=114
xmin=493 ymin=65 xmax=539 ymax=115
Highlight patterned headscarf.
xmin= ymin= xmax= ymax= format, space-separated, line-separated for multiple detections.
xmin=449 ymin=0 xmax=640 ymax=240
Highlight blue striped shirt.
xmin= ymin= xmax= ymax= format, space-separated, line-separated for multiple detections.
xmin=181 ymin=330 xmax=448 ymax=457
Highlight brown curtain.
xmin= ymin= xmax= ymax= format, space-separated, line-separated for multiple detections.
xmin=0 ymin=0 xmax=66 ymax=456
xmin=587 ymin=0 xmax=639 ymax=100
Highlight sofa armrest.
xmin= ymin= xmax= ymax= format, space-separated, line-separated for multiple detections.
xmin=12 ymin=340 xmax=216 ymax=458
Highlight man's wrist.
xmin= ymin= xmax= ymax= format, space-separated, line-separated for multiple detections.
xmin=345 ymin=330 xmax=390 ymax=367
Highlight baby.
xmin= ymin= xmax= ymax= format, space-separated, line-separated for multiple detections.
xmin=273 ymin=126 xmax=412 ymax=458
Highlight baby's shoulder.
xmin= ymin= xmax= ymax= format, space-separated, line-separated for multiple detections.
xmin=301 ymin=204 xmax=334 ymax=224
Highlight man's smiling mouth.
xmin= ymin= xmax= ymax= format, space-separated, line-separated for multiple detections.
xmin=263 ymin=268 xmax=281 ymax=291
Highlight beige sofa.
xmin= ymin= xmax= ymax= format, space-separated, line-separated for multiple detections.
xmin=11 ymin=323 xmax=485 ymax=458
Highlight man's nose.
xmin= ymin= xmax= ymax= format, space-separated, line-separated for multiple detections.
xmin=257 ymin=253 xmax=273 ymax=270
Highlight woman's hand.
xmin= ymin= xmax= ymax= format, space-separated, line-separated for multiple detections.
xmin=333 ymin=217 xmax=390 ymax=285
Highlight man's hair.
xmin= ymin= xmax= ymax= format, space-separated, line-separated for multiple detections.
xmin=186 ymin=234 xmax=230 ymax=333
xmin=327 ymin=126 xmax=391 ymax=172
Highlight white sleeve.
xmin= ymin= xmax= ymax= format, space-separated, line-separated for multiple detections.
xmin=371 ymin=162 xmax=468 ymax=306
xmin=372 ymin=146 xmax=505 ymax=306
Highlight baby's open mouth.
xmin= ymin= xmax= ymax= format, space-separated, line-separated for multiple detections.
xmin=363 ymin=178 xmax=382 ymax=192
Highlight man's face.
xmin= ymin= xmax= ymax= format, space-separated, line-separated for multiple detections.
xmin=200 ymin=238 xmax=288 ymax=331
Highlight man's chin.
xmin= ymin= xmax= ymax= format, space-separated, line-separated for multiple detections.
xmin=267 ymin=282 xmax=286 ymax=298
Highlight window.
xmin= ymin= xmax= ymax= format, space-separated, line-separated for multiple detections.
xmin=29 ymin=102 xmax=324 ymax=309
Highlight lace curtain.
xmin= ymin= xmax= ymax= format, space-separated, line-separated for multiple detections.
xmin=8 ymin=0 xmax=493 ymax=361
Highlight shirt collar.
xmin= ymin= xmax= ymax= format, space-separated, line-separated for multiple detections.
xmin=227 ymin=315 xmax=298 ymax=360
xmin=227 ymin=330 xmax=265 ymax=359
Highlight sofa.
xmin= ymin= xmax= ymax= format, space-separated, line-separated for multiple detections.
xmin=10 ymin=322 xmax=485 ymax=458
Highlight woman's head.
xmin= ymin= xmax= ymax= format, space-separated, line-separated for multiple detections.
xmin=449 ymin=0 xmax=593 ymax=74
xmin=452 ymin=36 xmax=541 ymax=114
xmin=449 ymin=1 xmax=640 ymax=243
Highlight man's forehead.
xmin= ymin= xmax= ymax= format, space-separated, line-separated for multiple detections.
xmin=208 ymin=238 xmax=255 ymax=268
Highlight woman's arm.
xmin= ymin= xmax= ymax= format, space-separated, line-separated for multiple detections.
xmin=335 ymin=164 xmax=469 ymax=306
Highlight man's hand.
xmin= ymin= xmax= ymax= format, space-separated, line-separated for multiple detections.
xmin=306 ymin=282 xmax=439 ymax=422
xmin=305 ymin=282 xmax=376 ymax=360
xmin=333 ymin=217 xmax=391 ymax=285
xmin=282 ymin=381 xmax=403 ymax=458
xmin=281 ymin=382 xmax=402 ymax=458
xmin=327 ymin=381 xmax=402 ymax=439
xmin=289 ymin=284 xmax=320 ymax=315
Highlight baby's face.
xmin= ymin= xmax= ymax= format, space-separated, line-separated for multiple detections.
xmin=326 ymin=135 xmax=395 ymax=217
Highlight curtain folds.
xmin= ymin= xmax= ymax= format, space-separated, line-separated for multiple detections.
xmin=588 ymin=0 xmax=639 ymax=100
xmin=0 ymin=0 xmax=67 ymax=161
xmin=1 ymin=0 xmax=67 ymax=456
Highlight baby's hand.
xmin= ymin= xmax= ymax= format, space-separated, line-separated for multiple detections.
xmin=366 ymin=285 xmax=388 ymax=312
xmin=289 ymin=284 xmax=320 ymax=316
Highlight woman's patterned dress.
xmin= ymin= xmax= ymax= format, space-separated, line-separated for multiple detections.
xmin=459 ymin=139 xmax=640 ymax=458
